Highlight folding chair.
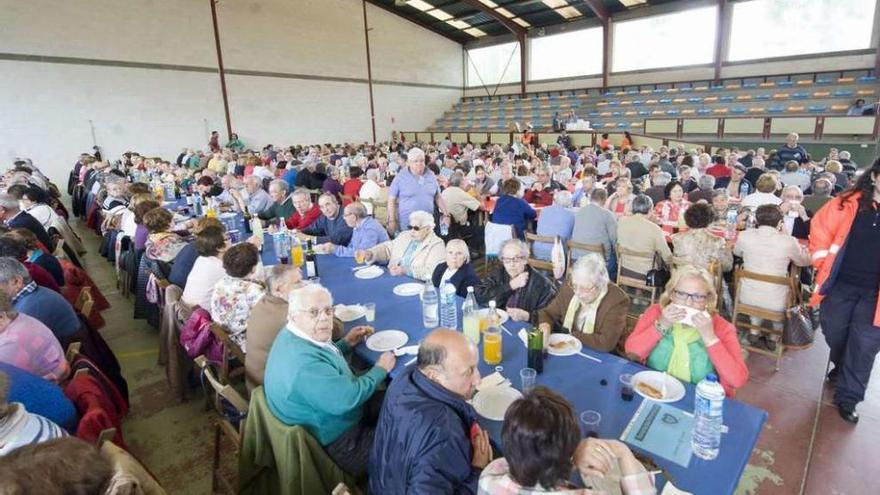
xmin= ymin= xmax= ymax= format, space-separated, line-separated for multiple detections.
xmin=524 ymin=232 xmax=555 ymax=274
xmin=731 ymin=267 xmax=797 ymax=371
xmin=195 ymin=356 xmax=248 ymax=495
xmin=616 ymin=246 xmax=659 ymax=309
xmin=74 ymin=286 xmax=95 ymax=318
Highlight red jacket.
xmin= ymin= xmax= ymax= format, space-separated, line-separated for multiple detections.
xmin=523 ymin=187 xmax=553 ymax=207
xmin=705 ymin=164 xmax=731 ymax=179
xmin=25 ymin=262 xmax=60 ymax=293
xmin=342 ymin=179 xmax=363 ymax=205
xmin=625 ymin=304 xmax=749 ymax=396
xmin=285 ymin=203 xmax=322 ymax=230
xmin=809 ymin=192 xmax=880 ymax=326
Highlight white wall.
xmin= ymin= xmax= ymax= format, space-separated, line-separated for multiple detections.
xmin=0 ymin=0 xmax=464 ymax=184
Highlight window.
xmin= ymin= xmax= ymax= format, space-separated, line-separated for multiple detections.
xmin=466 ymin=42 xmax=521 ymax=88
xmin=728 ymin=0 xmax=875 ymax=61
xmin=612 ymin=6 xmax=718 ymax=72
xmin=530 ymin=27 xmax=603 ymax=81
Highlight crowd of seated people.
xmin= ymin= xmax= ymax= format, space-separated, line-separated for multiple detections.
xmin=4 ymin=128 xmax=876 ymax=493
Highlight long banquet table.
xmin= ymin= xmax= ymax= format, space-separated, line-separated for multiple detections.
xmin=255 ymin=236 xmax=767 ymax=495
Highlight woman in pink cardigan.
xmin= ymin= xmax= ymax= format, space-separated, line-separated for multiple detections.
xmin=625 ymin=265 xmax=748 ymax=396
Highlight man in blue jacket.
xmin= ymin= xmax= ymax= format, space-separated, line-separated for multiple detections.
xmin=369 ymin=329 xmax=492 ymax=494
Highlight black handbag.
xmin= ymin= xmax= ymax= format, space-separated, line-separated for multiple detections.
xmin=645 ymin=252 xmax=670 ymax=288
xmin=783 ymin=278 xmax=815 ymax=349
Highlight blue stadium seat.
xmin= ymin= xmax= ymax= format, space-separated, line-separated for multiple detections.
xmin=776 ymin=80 xmax=794 ymax=87
xmin=653 ymin=89 xmax=665 ymax=94
xmin=709 ymin=85 xmax=724 ymax=91
xmin=687 ymin=97 xmax=702 ymax=103
xmin=627 ymin=90 xmax=639 ymax=95
xmin=659 ymin=98 xmax=672 ymax=104
xmin=612 ymin=111 xmax=623 ymax=117
xmin=859 ymin=75 xmax=877 ymax=83
xmin=679 ymin=87 xmax=694 ymax=92
xmin=743 ymin=83 xmax=758 ymax=89
xmin=638 ymin=110 xmax=651 ymax=116
xmin=617 ymin=122 xmax=629 ymax=128
xmin=608 ymin=101 xmax=619 ymax=106
xmin=632 ymin=100 xmax=644 ymax=106
xmin=808 ymin=105 xmax=827 ymax=112
xmin=754 ymin=94 xmax=771 ymax=101
xmin=815 ymin=78 xmax=832 ymax=85
xmin=696 ymin=108 xmax=712 ymax=115
xmin=833 ymin=90 xmax=854 ymax=97
xmin=666 ymin=109 xmax=681 ymax=116
xmin=792 ymin=92 xmax=809 ymax=99
xmin=730 ymin=107 xmax=747 ymax=114
xmin=604 ymin=91 xmax=615 ymax=96
xmin=768 ymin=106 xmax=785 ymax=113
xmin=589 ymin=111 xmax=600 ymax=117
xmin=719 ymin=95 xmax=735 ymax=102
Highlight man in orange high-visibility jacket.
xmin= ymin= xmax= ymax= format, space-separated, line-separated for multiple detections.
xmin=809 ymin=158 xmax=880 ymax=424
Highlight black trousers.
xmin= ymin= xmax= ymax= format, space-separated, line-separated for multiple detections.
xmin=324 ymin=390 xmax=385 ymax=479
xmin=820 ymin=282 xmax=880 ymax=409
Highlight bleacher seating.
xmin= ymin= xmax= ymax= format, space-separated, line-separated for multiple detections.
xmin=428 ymin=72 xmax=879 ymax=133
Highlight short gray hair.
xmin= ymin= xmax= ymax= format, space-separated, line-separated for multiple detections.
xmin=287 ymin=283 xmax=332 ymax=318
xmin=291 ymin=189 xmax=311 ymax=202
xmin=654 ymin=172 xmax=672 ymax=187
xmin=553 ymin=190 xmax=573 ymax=208
xmin=407 ymin=147 xmax=426 ymax=162
xmin=269 ymin=179 xmax=289 ymax=194
xmin=266 ymin=264 xmax=299 ymax=293
xmin=318 ymin=193 xmax=338 ymax=205
xmin=0 ymin=258 xmax=29 ymax=284
xmin=409 ymin=210 xmax=434 ymax=229
xmin=631 ymin=194 xmax=654 ymax=215
xmin=698 ymin=174 xmax=716 ymax=190
xmin=782 ymin=185 xmax=804 ymax=199
xmin=812 ymin=178 xmax=832 ymax=195
xmin=571 ymin=253 xmax=610 ymax=288
xmin=839 ymin=150 xmax=851 ymax=160
xmin=245 ymin=175 xmax=262 ymax=187
xmin=449 ymin=171 xmax=465 ymax=188
xmin=0 ymin=194 xmax=18 ymax=210
xmin=345 ymin=202 xmax=368 ymax=219
xmin=500 ymin=238 xmax=528 ymax=257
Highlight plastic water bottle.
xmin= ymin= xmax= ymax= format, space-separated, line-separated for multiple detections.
xmin=462 ymin=287 xmax=480 ymax=344
xmin=739 ymin=180 xmax=750 ymax=199
xmin=439 ymin=282 xmax=458 ymax=329
xmin=692 ymin=373 xmax=725 ymax=460
xmin=421 ymin=281 xmax=439 ymax=328
xmin=725 ymin=209 xmax=738 ymax=239
xmin=440 ymin=219 xmax=449 ymax=237
xmin=193 ymin=194 xmax=204 ymax=217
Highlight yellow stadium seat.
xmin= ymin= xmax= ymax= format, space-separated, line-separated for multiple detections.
xmin=666 ymin=88 xmax=679 ymax=93
xmin=694 ymin=86 xmax=709 ymax=91
xmin=736 ymin=95 xmax=753 ymax=101
xmin=748 ymin=107 xmax=765 ymax=113
xmin=631 ymin=122 xmax=643 ymax=128
xmin=713 ymin=108 xmax=729 ymax=114
xmin=604 ymin=122 xmax=617 ymax=128
xmin=615 ymin=91 xmax=627 ymax=96
xmin=703 ymin=96 xmax=719 ymax=103
xmin=830 ymin=104 xmax=849 ymax=111
xmin=857 ymin=89 xmax=875 ymax=95
xmin=673 ymin=98 xmax=686 ymax=103
xmin=838 ymin=77 xmax=854 ymax=83
xmin=681 ymin=109 xmax=696 ymax=115
xmin=788 ymin=106 xmax=805 ymax=112
xmin=619 ymin=100 xmax=632 ymax=106
xmin=646 ymin=99 xmax=658 ymax=104
xmin=813 ymin=91 xmax=830 ymax=97
xmin=625 ymin=111 xmax=638 ymax=116
xmin=597 ymin=101 xmax=608 ymax=107
xmin=772 ymin=93 xmax=789 ymax=99
xmin=600 ymin=111 xmax=612 ymax=117
xmin=795 ymin=80 xmax=812 ymax=85
xmin=640 ymin=89 xmax=653 ymax=94
xmin=759 ymin=82 xmax=776 ymax=88
xmin=725 ymin=84 xmax=741 ymax=89
xmin=652 ymin=110 xmax=665 ymax=115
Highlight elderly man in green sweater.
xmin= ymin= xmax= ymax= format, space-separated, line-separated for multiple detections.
xmin=263 ymin=284 xmax=396 ymax=478
xmin=258 ymin=179 xmax=297 ymax=224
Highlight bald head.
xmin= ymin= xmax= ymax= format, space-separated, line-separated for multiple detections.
xmin=417 ymin=328 xmax=480 ymax=400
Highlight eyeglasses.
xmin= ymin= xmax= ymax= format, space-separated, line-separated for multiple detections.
xmin=298 ymin=306 xmax=335 ymax=319
xmin=573 ymin=284 xmax=600 ymax=294
xmin=672 ymin=289 xmax=708 ymax=303
xmin=501 ymin=256 xmax=527 ymax=264
xmin=410 ymin=225 xmax=428 ymax=231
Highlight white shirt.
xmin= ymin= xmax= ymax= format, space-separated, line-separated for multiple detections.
xmin=287 ymin=323 xmax=341 ymax=356
xmin=359 ymin=180 xmax=383 ymax=215
xmin=182 ymin=256 xmax=226 ymax=309
xmin=741 ymin=192 xmax=783 ymax=209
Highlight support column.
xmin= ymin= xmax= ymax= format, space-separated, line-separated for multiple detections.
xmin=362 ymin=0 xmax=377 ymax=143
xmin=519 ymin=32 xmax=528 ymax=96
xmin=209 ymin=0 xmax=232 ymax=138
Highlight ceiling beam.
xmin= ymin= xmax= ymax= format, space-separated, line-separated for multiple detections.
xmin=580 ymin=0 xmax=609 ymax=23
xmin=459 ymin=0 xmax=526 ymax=36
xmin=713 ymin=0 xmax=728 ymax=82
xmin=363 ymin=0 xmax=464 ymax=44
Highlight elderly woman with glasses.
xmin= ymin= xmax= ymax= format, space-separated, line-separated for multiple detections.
xmin=362 ymin=210 xmax=445 ymax=281
xmin=476 ymin=239 xmax=557 ymax=323
xmin=625 ymin=265 xmax=748 ymax=396
xmin=264 ymin=284 xmax=395 ymax=477
xmin=537 ymin=254 xmax=630 ymax=353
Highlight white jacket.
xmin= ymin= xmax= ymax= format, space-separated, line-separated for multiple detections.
xmin=368 ymin=231 xmax=445 ymax=282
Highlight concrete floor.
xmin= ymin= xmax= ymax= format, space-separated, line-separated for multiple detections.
xmin=74 ymin=221 xmax=879 ymax=495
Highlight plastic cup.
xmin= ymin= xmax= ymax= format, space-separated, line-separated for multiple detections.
xmin=580 ymin=410 xmax=601 ymax=438
xmin=483 ymin=327 xmax=502 ymax=365
xmin=520 ymin=368 xmax=537 ymax=394
xmin=364 ymin=303 xmax=376 ymax=323
xmin=619 ymin=373 xmax=634 ymax=402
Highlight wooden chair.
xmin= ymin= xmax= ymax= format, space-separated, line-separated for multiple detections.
xmin=616 ymin=245 xmax=659 ymax=306
xmin=74 ymin=287 xmax=94 ymax=318
xmin=566 ymin=240 xmax=604 ymax=271
xmin=209 ymin=324 xmax=246 ymax=385
xmin=731 ymin=267 xmax=797 ymax=371
xmin=524 ymin=232 xmax=555 ymax=273
xmin=195 ymin=355 xmax=248 ymax=495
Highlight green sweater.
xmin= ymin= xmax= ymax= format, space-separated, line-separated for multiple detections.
xmin=258 ymin=196 xmax=296 ymax=222
xmin=264 ymin=328 xmax=387 ymax=445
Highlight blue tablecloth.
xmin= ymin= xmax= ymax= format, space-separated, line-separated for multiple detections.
xmin=171 ymin=203 xmax=767 ymax=495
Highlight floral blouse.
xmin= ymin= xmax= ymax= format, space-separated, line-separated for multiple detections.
xmin=209 ymin=275 xmax=265 ymax=352
xmin=671 ymin=228 xmax=733 ymax=273
xmin=654 ymin=199 xmax=691 ymax=235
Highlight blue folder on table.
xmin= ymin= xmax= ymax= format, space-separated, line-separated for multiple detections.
xmin=620 ymin=400 xmax=695 ymax=468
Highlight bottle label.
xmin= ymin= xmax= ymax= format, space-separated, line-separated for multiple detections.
xmin=306 ymin=261 xmax=316 ymax=278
